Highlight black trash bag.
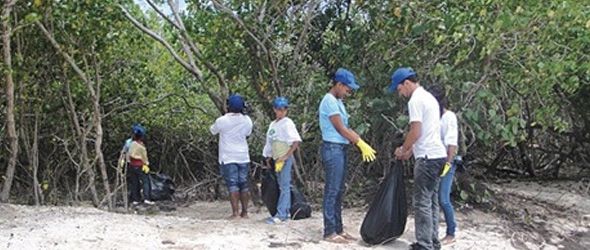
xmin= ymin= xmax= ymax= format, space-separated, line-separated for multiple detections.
xmin=148 ymin=173 xmax=175 ymax=201
xmin=360 ymin=160 xmax=407 ymax=245
xmin=290 ymin=185 xmax=311 ymax=220
xmin=261 ymin=169 xmax=279 ymax=216
xmin=261 ymin=169 xmax=312 ymax=220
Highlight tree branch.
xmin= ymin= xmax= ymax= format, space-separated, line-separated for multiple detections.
xmin=165 ymin=0 xmax=227 ymax=109
xmin=211 ymin=0 xmax=281 ymax=94
xmin=145 ymin=0 xmax=181 ymax=30
xmin=118 ymin=5 xmax=203 ymax=81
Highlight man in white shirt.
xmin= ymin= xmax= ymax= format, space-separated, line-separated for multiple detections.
xmin=389 ymin=67 xmax=447 ymax=250
xmin=210 ymin=94 xmax=253 ymax=219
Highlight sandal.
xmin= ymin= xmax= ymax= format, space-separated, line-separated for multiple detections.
xmin=324 ymin=234 xmax=348 ymax=244
xmin=440 ymin=235 xmax=456 ymax=245
xmin=338 ymin=232 xmax=357 ymax=241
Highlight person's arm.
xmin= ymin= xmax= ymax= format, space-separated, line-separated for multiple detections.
xmin=277 ymin=141 xmax=300 ymax=162
xmin=276 ymin=119 xmax=303 ymax=162
xmin=446 ymin=145 xmax=457 ymax=163
xmin=142 ymin=145 xmax=149 ymax=166
xmin=444 ymin=112 xmax=459 ymax=163
xmin=329 ymin=114 xmax=360 ymax=143
xmin=330 ymin=114 xmax=376 ymax=162
xmin=209 ymin=119 xmax=220 ymax=135
xmin=245 ymin=116 xmax=253 ymax=136
xmin=395 ymin=121 xmax=421 ymax=160
xmin=262 ymin=126 xmax=273 ymax=169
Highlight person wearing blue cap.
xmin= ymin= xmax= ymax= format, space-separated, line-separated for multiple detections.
xmin=210 ymin=94 xmax=254 ymax=219
xmin=389 ymin=67 xmax=447 ymax=250
xmin=124 ymin=123 xmax=154 ymax=205
xmin=319 ymin=68 xmax=377 ymax=244
xmin=262 ymin=96 xmax=302 ymax=224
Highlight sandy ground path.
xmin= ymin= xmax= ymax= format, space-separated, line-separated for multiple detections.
xmin=1 ymin=201 xmax=518 ymax=250
xmin=2 ymin=180 xmax=589 ymax=249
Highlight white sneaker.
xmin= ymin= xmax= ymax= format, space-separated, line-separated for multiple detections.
xmin=144 ymin=200 xmax=155 ymax=205
xmin=132 ymin=201 xmax=140 ymax=206
xmin=265 ymin=216 xmax=287 ymax=225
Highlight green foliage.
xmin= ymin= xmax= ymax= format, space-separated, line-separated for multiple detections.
xmin=3 ymin=0 xmax=589 ymax=204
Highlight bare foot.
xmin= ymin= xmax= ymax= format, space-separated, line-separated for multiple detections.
xmin=338 ymin=232 xmax=358 ymax=241
xmin=227 ymin=214 xmax=240 ymax=220
xmin=240 ymin=212 xmax=249 ymax=219
xmin=324 ymin=234 xmax=348 ymax=244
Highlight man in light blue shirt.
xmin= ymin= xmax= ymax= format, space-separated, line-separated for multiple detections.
xmin=318 ymin=68 xmax=376 ymax=243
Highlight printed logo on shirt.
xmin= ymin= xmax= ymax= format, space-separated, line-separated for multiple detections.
xmin=269 ymin=128 xmax=277 ymax=140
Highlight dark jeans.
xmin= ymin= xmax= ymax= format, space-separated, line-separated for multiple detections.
xmin=128 ymin=166 xmax=151 ymax=202
xmin=414 ymin=158 xmax=446 ymax=250
xmin=321 ymin=141 xmax=348 ymax=237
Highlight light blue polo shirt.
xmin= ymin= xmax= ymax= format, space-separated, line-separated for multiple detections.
xmin=319 ymin=93 xmax=350 ymax=144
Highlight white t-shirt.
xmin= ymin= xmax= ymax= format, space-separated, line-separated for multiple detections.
xmin=262 ymin=117 xmax=302 ymax=158
xmin=408 ymin=87 xmax=446 ymax=158
xmin=210 ymin=113 xmax=253 ymax=164
xmin=441 ymin=110 xmax=458 ymax=150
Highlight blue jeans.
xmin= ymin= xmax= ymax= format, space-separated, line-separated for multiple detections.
xmin=321 ymin=141 xmax=348 ymax=237
xmin=414 ymin=158 xmax=445 ymax=250
xmin=220 ymin=163 xmax=250 ymax=193
xmin=439 ymin=163 xmax=456 ymax=237
xmin=276 ymin=156 xmax=294 ymax=220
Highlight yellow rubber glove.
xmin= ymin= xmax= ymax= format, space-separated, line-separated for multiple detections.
xmin=275 ymin=161 xmax=284 ymax=172
xmin=355 ymin=139 xmax=377 ymax=162
xmin=440 ymin=162 xmax=451 ymax=177
xmin=142 ymin=165 xmax=150 ymax=174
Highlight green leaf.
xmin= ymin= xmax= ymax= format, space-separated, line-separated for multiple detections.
xmin=25 ymin=12 xmax=42 ymax=23
xmin=460 ymin=190 xmax=469 ymax=201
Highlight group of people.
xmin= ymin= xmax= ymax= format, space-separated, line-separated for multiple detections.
xmin=316 ymin=67 xmax=458 ymax=249
xmin=122 ymin=66 xmax=459 ymax=250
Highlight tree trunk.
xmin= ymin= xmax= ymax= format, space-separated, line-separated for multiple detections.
xmin=36 ymin=21 xmax=101 ymax=206
xmin=91 ymin=52 xmax=112 ymax=209
xmin=1 ymin=0 xmax=19 ymax=203
xmin=32 ymin=111 xmax=43 ymax=205
xmin=63 ymin=76 xmax=98 ymax=205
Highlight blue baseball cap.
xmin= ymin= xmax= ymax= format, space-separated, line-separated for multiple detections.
xmin=388 ymin=67 xmax=417 ymax=93
xmin=227 ymin=94 xmax=245 ymax=113
xmin=333 ymin=68 xmax=360 ymax=90
xmin=132 ymin=123 xmax=146 ymax=137
xmin=272 ymin=96 xmax=289 ymax=109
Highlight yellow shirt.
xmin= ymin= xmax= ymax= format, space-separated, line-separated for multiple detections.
xmin=127 ymin=141 xmax=149 ymax=166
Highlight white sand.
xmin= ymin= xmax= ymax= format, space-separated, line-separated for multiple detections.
xmin=1 ymin=180 xmax=588 ymax=249
xmin=0 ymin=201 xmax=519 ymax=250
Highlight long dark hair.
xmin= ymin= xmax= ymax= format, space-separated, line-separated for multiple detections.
xmin=428 ymin=84 xmax=447 ymax=118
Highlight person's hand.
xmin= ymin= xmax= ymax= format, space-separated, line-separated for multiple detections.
xmin=440 ymin=162 xmax=451 ymax=177
xmin=275 ymin=161 xmax=285 ymax=172
xmin=142 ymin=165 xmax=150 ymax=174
xmin=276 ymin=154 xmax=288 ymax=163
xmin=355 ymin=139 xmax=376 ymax=162
xmin=394 ymin=146 xmax=412 ymax=160
xmin=264 ymin=157 xmax=272 ymax=169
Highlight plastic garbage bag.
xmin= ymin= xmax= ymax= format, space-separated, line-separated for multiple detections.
xmin=261 ymin=169 xmax=311 ymax=220
xmin=360 ymin=160 xmax=407 ymax=245
xmin=148 ymin=173 xmax=175 ymax=201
